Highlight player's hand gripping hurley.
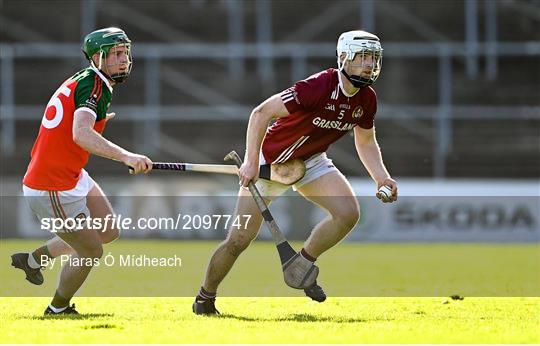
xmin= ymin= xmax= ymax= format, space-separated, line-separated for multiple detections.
xmin=224 ymin=150 xmax=319 ymax=290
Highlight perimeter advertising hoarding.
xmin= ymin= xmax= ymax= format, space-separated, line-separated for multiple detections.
xmin=3 ymin=178 xmax=538 ymax=242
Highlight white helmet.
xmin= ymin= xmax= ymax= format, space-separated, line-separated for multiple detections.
xmin=337 ymin=30 xmax=383 ymax=88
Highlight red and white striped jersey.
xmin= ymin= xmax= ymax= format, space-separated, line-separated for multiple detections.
xmin=261 ymin=68 xmax=377 ymax=164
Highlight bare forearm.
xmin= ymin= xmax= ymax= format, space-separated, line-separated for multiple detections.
xmin=245 ymin=110 xmax=273 ymax=163
xmin=237 ymin=94 xmax=289 ymax=186
xmin=356 ymin=141 xmax=391 ymax=183
xmin=74 ymin=128 xmax=129 ymax=162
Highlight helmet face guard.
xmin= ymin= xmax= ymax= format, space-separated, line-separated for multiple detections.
xmin=337 ymin=31 xmax=383 ymax=88
xmin=82 ymin=28 xmax=133 ymax=83
xmin=96 ymin=42 xmax=133 ymax=83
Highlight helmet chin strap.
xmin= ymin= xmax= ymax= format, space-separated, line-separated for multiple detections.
xmin=109 ymin=73 xmax=129 ymax=83
xmin=341 ymin=69 xmax=370 ymax=89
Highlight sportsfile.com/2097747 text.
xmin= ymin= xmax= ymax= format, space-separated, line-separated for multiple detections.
xmin=40 ymin=214 xmax=252 ymax=232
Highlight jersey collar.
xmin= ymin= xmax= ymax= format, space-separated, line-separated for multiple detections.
xmin=337 ymin=70 xmax=360 ymax=98
xmin=90 ymin=65 xmax=113 ymax=93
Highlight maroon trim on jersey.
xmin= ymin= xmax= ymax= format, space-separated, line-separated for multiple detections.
xmin=95 ymin=78 xmax=103 ymax=101
xmin=89 ymin=75 xmax=103 ymax=102
xmin=90 ymin=75 xmax=99 ymax=98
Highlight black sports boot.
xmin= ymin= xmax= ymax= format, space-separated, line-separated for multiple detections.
xmin=304 ymin=281 xmax=327 ymax=302
xmin=44 ymin=304 xmax=79 ymax=315
xmin=192 ymin=298 xmax=220 ymax=315
xmin=11 ymin=253 xmax=44 ymax=285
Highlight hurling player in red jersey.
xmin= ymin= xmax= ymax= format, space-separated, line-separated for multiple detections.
xmin=11 ymin=28 xmax=152 ymax=315
xmin=193 ymin=30 xmax=398 ymax=315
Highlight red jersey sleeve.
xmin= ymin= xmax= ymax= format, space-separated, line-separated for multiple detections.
xmin=280 ymin=69 xmax=332 ymax=114
xmin=356 ymin=86 xmax=378 ymax=129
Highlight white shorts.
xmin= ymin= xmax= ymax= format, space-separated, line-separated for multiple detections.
xmin=256 ymin=152 xmax=340 ymax=199
xmin=23 ymin=170 xmax=96 ymax=233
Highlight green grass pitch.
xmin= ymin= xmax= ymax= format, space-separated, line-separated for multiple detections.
xmin=1 ymin=239 xmax=538 ymax=343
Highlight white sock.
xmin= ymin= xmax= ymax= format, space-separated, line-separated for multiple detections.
xmin=27 ymin=253 xmax=41 ymax=269
xmin=48 ymin=304 xmax=67 ymax=313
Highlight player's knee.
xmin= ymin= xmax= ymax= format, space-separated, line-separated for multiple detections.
xmin=332 ymin=204 xmax=360 ymax=231
xmin=90 ymin=245 xmax=104 ymax=260
xmin=88 ymin=245 xmax=104 ymax=260
xmin=79 ymin=243 xmax=104 ymax=261
xmin=100 ymin=227 xmax=120 ymax=244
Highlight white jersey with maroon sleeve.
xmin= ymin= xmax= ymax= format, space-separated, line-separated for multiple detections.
xmin=261 ymin=68 xmax=377 ymax=164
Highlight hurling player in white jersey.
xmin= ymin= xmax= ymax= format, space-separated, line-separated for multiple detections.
xmin=193 ymin=30 xmax=398 ymax=315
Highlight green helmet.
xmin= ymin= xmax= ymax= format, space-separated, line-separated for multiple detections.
xmin=82 ymin=27 xmax=132 ymax=83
